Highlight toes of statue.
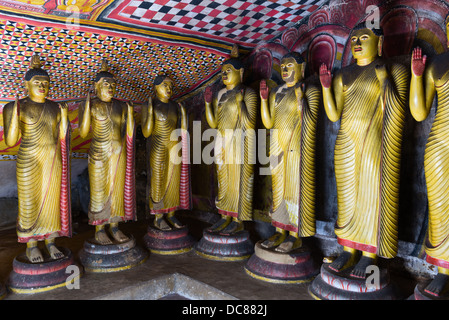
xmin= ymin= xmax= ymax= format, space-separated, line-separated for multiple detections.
xmin=207 ymin=217 xmax=230 ymax=232
xmin=154 ymin=217 xmax=172 ymax=231
xmin=167 ymin=215 xmax=185 ymax=229
xmin=95 ymin=229 xmax=113 ymax=245
xmin=424 ymin=273 xmax=449 ymax=297
xmin=329 ymin=251 xmax=354 ymax=272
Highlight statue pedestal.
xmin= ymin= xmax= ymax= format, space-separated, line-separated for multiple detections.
xmin=8 ymin=247 xmax=81 ymax=294
xmin=0 ymin=283 xmax=6 ymax=299
xmin=195 ymin=229 xmax=254 ymax=261
xmin=413 ymin=281 xmax=449 ymax=300
xmin=308 ymin=263 xmax=401 ymax=300
xmin=143 ymin=225 xmax=195 ymax=255
xmin=244 ymin=241 xmax=318 ymax=284
xmin=79 ymin=236 xmax=148 ymax=273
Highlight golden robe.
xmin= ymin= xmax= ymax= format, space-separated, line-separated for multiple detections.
xmin=269 ymin=84 xmax=320 ymax=236
xmin=214 ymin=85 xmax=257 ymax=221
xmin=149 ymin=98 xmax=190 ymax=213
xmin=333 ymin=60 xmax=408 ymax=258
xmin=3 ymin=98 xmax=71 ymax=242
xmin=424 ymin=71 xmax=449 ymax=269
xmin=85 ymin=98 xmax=135 ymax=225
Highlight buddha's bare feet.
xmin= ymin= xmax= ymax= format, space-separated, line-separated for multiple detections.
xmin=424 ymin=273 xmax=449 ymax=297
xmin=166 ymin=215 xmax=185 ymax=229
xmin=110 ymin=226 xmax=129 ymax=243
xmin=350 ymin=255 xmax=376 ymax=279
xmin=26 ymin=245 xmax=44 ymax=263
xmin=329 ymin=250 xmax=357 ymax=272
xmin=261 ymin=232 xmax=287 ymax=249
xmin=46 ymin=242 xmax=65 ymax=260
xmin=275 ymin=235 xmax=302 ymax=253
xmin=207 ymin=217 xmax=231 ymax=232
xmin=95 ymin=228 xmax=113 ymax=245
xmin=154 ymin=216 xmax=172 ymax=231
xmin=219 ymin=220 xmax=243 ymax=235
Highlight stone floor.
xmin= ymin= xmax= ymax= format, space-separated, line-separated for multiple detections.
xmin=0 ymin=212 xmax=423 ymax=303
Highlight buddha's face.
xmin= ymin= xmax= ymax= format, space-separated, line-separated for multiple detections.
xmin=351 ymin=28 xmax=379 ymax=62
xmin=155 ymin=78 xmax=173 ymax=102
xmin=281 ymin=57 xmax=302 ymax=85
xmin=26 ymin=75 xmax=50 ymax=101
xmin=96 ymin=77 xmax=116 ymax=102
xmin=222 ymin=64 xmax=242 ymax=87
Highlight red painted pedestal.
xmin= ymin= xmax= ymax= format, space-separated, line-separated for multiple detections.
xmin=8 ymin=247 xmax=82 ymax=294
xmin=309 ymin=263 xmax=402 ymax=300
xmin=244 ymin=241 xmax=318 ymax=283
xmin=143 ymin=225 xmax=195 ymax=255
xmin=195 ymin=229 xmax=254 ymax=261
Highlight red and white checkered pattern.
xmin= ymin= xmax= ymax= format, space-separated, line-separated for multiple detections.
xmin=104 ymin=0 xmax=326 ymax=43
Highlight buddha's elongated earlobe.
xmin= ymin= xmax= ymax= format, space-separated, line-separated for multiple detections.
xmin=378 ymin=35 xmax=384 ymax=57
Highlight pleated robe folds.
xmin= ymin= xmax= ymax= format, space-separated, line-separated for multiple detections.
xmin=268 ymin=84 xmax=320 ymax=237
xmin=332 ymin=61 xmax=408 ymax=259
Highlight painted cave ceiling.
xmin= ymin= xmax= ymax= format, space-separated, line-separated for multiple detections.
xmin=0 ymin=0 xmax=327 ymax=102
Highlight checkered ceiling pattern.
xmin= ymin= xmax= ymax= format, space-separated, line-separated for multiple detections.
xmin=0 ymin=0 xmax=326 ymax=102
xmin=103 ymin=0 xmax=326 ymax=44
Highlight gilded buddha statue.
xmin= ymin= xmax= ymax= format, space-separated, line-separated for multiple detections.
xmin=409 ymin=14 xmax=449 ymax=296
xmin=204 ymin=45 xmax=257 ymax=234
xmin=3 ymin=54 xmax=71 ymax=263
xmin=142 ymin=75 xmax=190 ymax=230
xmin=319 ymin=24 xmax=408 ymax=278
xmin=78 ymin=60 xmax=136 ymax=245
xmin=260 ymin=52 xmax=320 ymax=253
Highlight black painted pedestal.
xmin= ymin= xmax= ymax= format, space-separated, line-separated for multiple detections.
xmin=79 ymin=236 xmax=148 ymax=273
xmin=8 ymin=247 xmax=82 ymax=294
xmin=244 ymin=241 xmax=319 ymax=283
xmin=309 ymin=263 xmax=402 ymax=300
xmin=0 ymin=283 xmax=5 ymax=299
xmin=195 ymin=229 xmax=254 ymax=261
xmin=143 ymin=225 xmax=195 ymax=255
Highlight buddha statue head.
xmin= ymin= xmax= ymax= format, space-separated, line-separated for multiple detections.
xmin=154 ymin=75 xmax=173 ymax=103
xmin=281 ymin=52 xmax=305 ymax=86
xmin=222 ymin=44 xmax=244 ymax=89
xmin=350 ymin=23 xmax=384 ymax=66
xmin=94 ymin=60 xmax=116 ymax=102
xmin=25 ymin=54 xmax=50 ymax=103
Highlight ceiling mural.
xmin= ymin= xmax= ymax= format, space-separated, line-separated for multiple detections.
xmin=0 ymin=0 xmax=327 ymax=102
xmin=0 ymin=0 xmax=327 ymax=158
xmin=0 ymin=18 xmax=226 ymax=102
xmin=5 ymin=0 xmax=448 ymax=159
xmin=99 ymin=0 xmax=326 ymax=45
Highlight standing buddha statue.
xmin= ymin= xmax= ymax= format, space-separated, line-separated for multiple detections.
xmin=409 ymin=13 xmax=449 ymax=297
xmin=78 ymin=60 xmax=136 ymax=245
xmin=259 ymin=52 xmax=320 ymax=253
xmin=141 ymin=75 xmax=190 ymax=230
xmin=319 ymin=24 xmax=408 ymax=278
xmin=3 ymin=54 xmax=71 ymax=263
xmin=204 ymin=44 xmax=258 ymax=234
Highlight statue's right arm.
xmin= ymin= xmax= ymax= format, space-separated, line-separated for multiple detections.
xmin=141 ymin=97 xmax=154 ymax=138
xmin=78 ymin=92 xmax=91 ymax=139
xmin=410 ymin=47 xmax=435 ymax=122
xmin=320 ymin=64 xmax=343 ymax=122
xmin=3 ymin=96 xmax=20 ymax=147
xmin=205 ymin=86 xmax=218 ymax=129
